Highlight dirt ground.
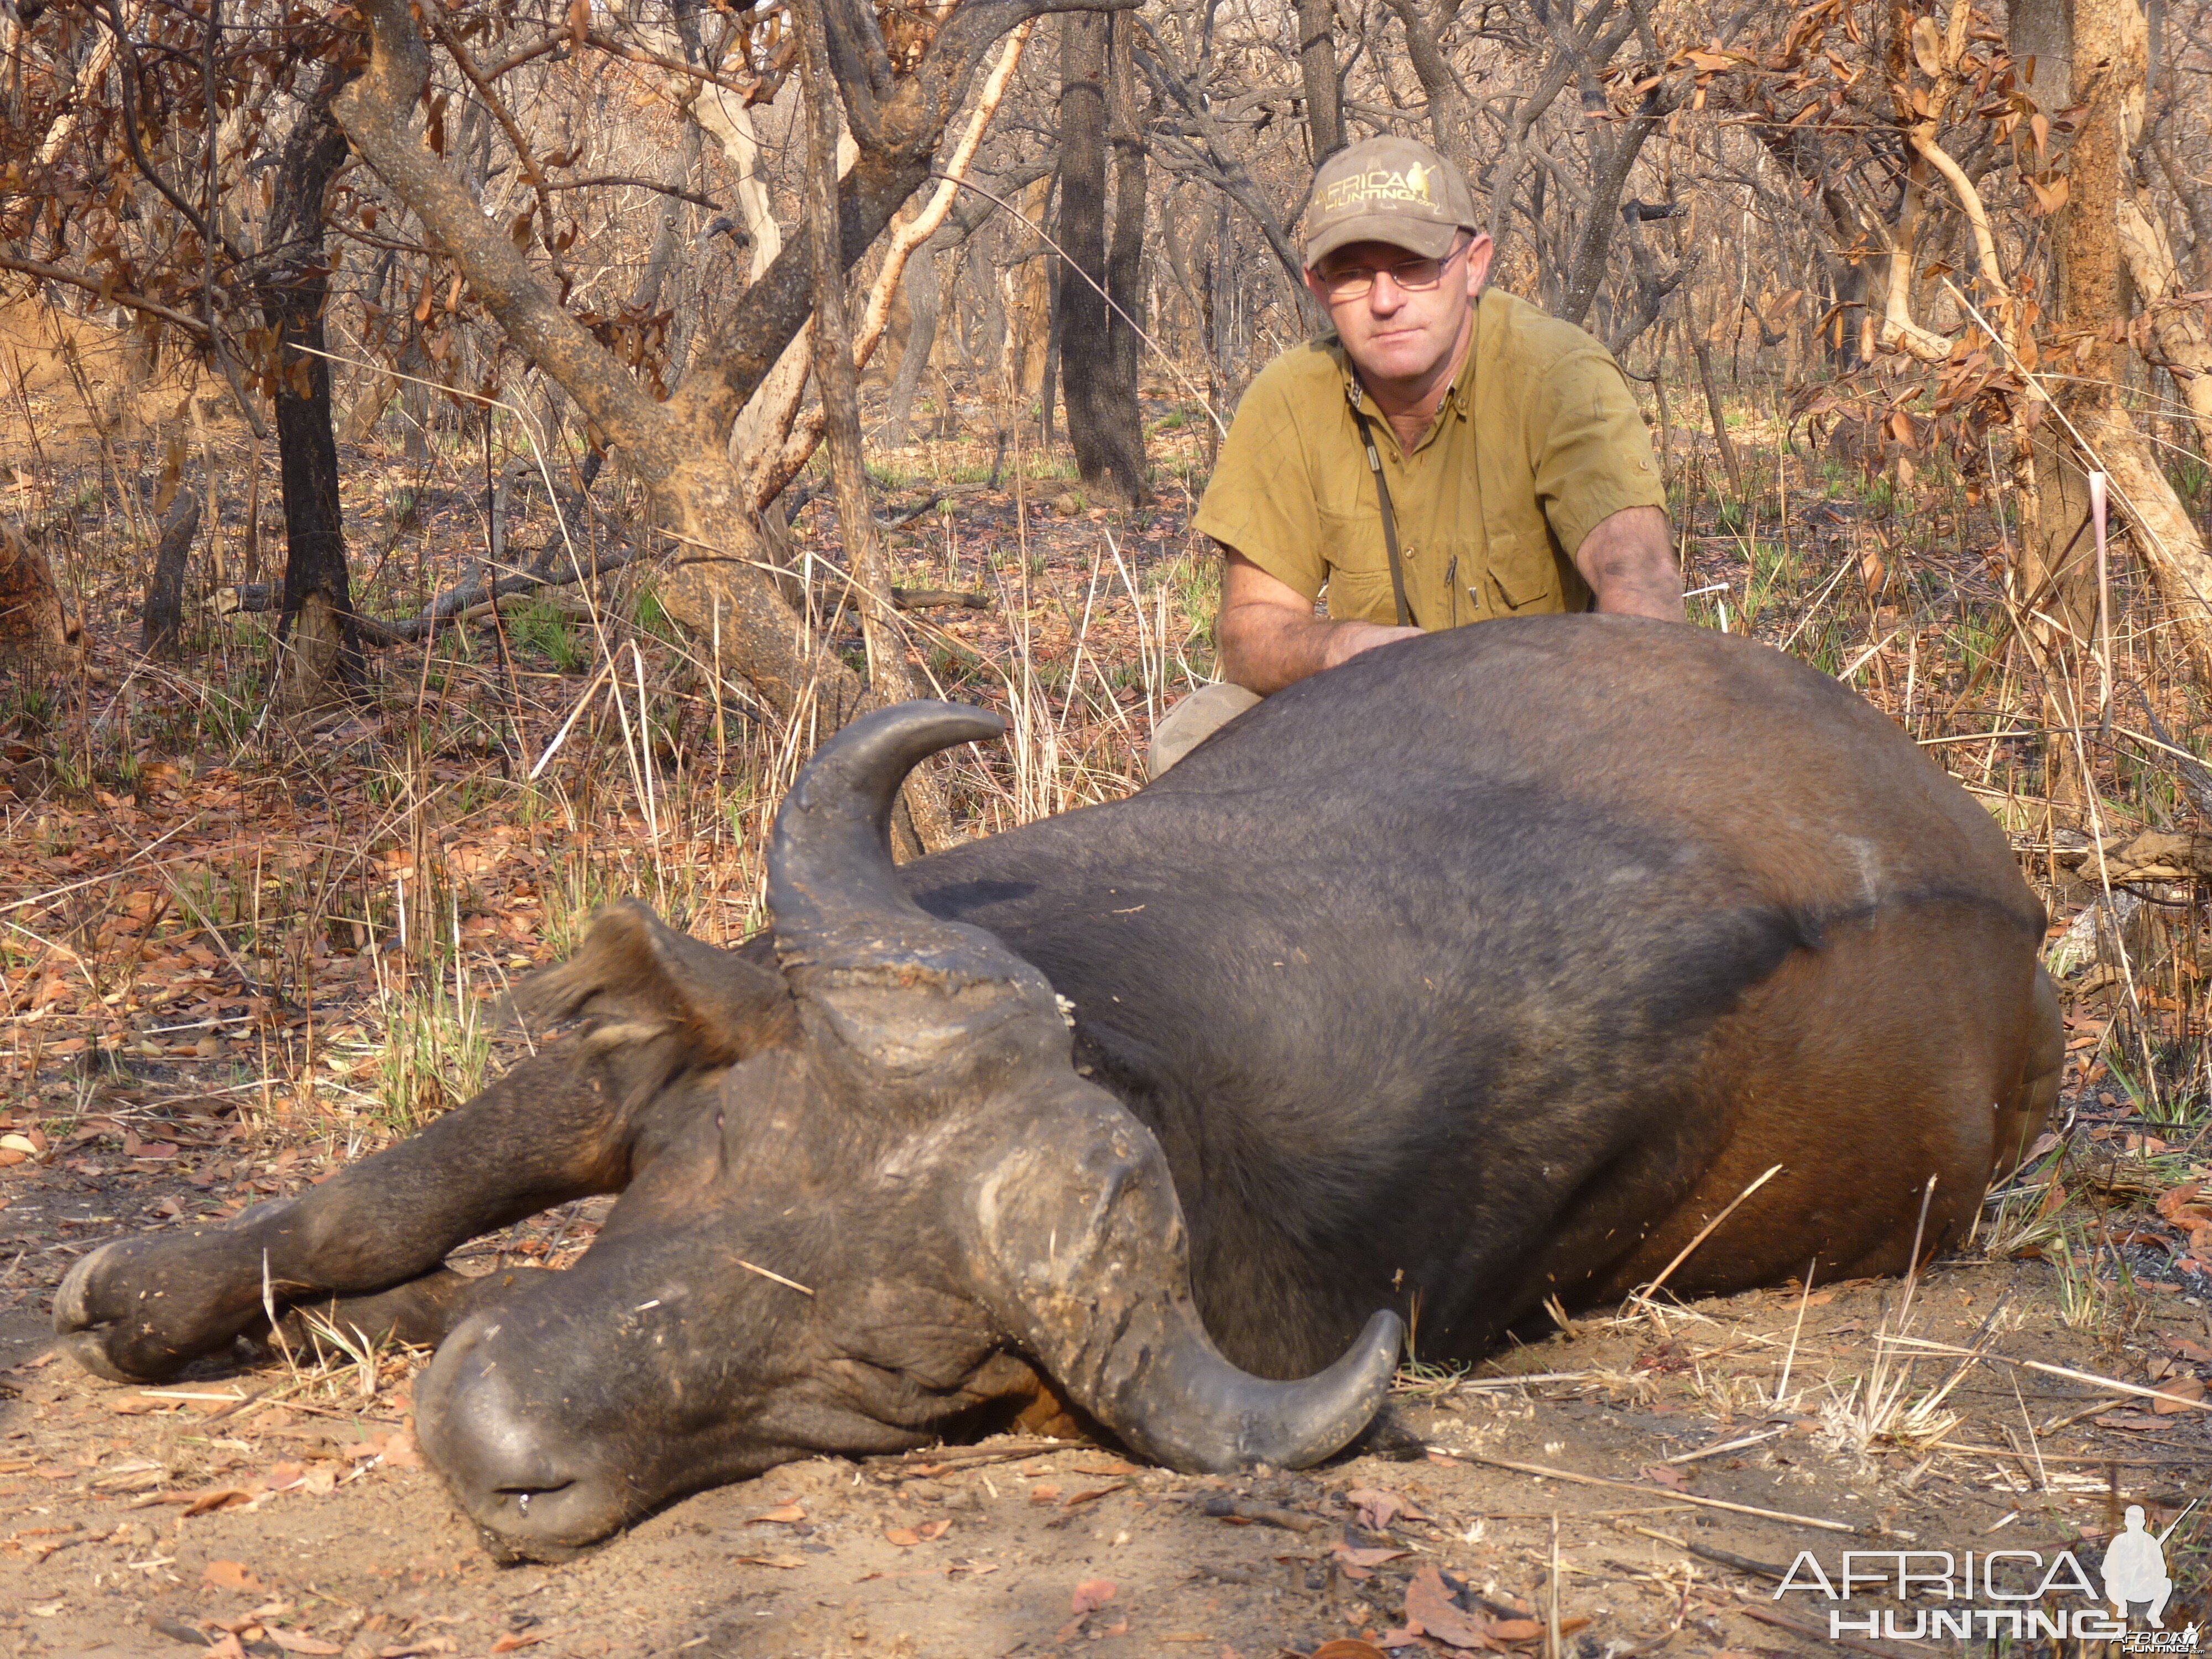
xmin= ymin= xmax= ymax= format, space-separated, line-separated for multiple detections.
xmin=4 ymin=1126 xmax=2210 ymax=1659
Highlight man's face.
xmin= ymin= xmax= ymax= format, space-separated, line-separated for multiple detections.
xmin=1305 ymin=232 xmax=1495 ymax=389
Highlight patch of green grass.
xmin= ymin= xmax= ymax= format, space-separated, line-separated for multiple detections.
xmin=361 ymin=964 xmax=491 ymax=1135
xmin=2168 ymin=452 xmax=2210 ymax=517
xmin=507 ymin=599 xmax=587 ymax=672
xmin=632 ymin=582 xmax=680 ymax=646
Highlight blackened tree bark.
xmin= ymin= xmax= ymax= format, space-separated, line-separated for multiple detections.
xmin=139 ymin=495 xmax=202 ymax=659
xmin=1295 ymin=0 xmax=1344 ymax=163
xmin=1058 ymin=12 xmax=1146 ymax=503
xmin=260 ymin=62 xmax=362 ymax=702
xmin=1105 ymin=18 xmax=1148 ymax=427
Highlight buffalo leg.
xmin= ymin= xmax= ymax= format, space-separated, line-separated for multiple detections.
xmin=274 ymin=1265 xmax=552 ymax=1354
xmin=56 ymin=1040 xmax=650 ymax=1383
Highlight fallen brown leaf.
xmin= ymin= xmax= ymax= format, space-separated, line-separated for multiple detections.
xmin=1071 ymin=1579 xmax=1117 ymax=1616
xmin=203 ymin=1559 xmax=263 ymax=1591
xmin=487 ymin=1634 xmax=546 ymax=1653
xmin=1347 ymin=1486 xmax=1430 ymax=1530
xmin=2096 ymin=1411 xmax=2170 ymax=1431
xmin=1332 ymin=1540 xmax=1411 ymax=1568
xmin=1405 ymin=1564 xmax=1493 ymax=1650
xmin=733 ymin=1554 xmax=804 ymax=1569
xmin=381 ymin=1425 xmax=425 ymax=1470
xmin=1642 ymin=1464 xmax=1688 ymax=1490
xmin=2153 ymin=1375 xmax=2207 ymax=1413
xmin=885 ymin=1527 xmax=921 ymax=1547
xmin=1312 ymin=1642 xmax=1389 ymax=1659
xmin=752 ymin=1503 xmax=806 ymax=1525
xmin=1072 ymin=1457 xmax=1139 ymax=1476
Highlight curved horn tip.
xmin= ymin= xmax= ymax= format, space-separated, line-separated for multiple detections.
xmin=816 ymin=701 xmax=1008 ymax=782
xmin=1267 ymin=1308 xmax=1405 ymax=1471
xmin=1129 ymin=1306 xmax=1405 ymax=1478
xmin=779 ymin=702 xmax=1006 ymax=837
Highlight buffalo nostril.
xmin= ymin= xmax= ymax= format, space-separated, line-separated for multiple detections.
xmin=496 ymin=1481 xmax=575 ymax=1517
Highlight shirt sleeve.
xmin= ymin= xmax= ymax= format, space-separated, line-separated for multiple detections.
xmin=1192 ymin=364 xmax=1329 ymax=601
xmin=1525 ymin=348 xmax=1667 ymax=562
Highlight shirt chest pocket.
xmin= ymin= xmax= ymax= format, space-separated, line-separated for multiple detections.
xmin=1322 ymin=565 xmax=1399 ymax=624
xmin=1317 ymin=505 xmax=1395 ymax=622
xmin=1483 ymin=535 xmax=1562 ymax=613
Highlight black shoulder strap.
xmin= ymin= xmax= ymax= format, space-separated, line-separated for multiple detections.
xmin=1348 ymin=403 xmax=1412 ymax=629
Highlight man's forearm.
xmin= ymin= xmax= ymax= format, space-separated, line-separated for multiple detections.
xmin=1219 ymin=606 xmax=1417 ymax=695
xmin=1574 ymin=505 xmax=1683 ymax=622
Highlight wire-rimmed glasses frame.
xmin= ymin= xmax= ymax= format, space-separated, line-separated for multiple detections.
xmin=1313 ymin=235 xmax=1473 ymax=305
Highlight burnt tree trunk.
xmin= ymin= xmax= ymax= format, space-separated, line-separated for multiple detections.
xmin=1041 ymin=196 xmax=1063 ymax=447
xmin=261 ymin=63 xmax=362 ymax=703
xmin=0 ymin=521 xmax=80 ymax=677
xmin=1105 ymin=18 xmax=1147 ymax=435
xmin=1058 ymin=12 xmax=1145 ymax=504
xmin=1295 ymin=0 xmax=1343 ymax=163
xmin=139 ymin=494 xmax=202 ymax=659
xmin=1556 ymin=96 xmax=1669 ymax=329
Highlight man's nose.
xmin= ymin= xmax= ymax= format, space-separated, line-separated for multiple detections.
xmin=1366 ymin=273 xmax=1407 ymax=313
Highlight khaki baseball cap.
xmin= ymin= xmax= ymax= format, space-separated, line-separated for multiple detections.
xmin=1303 ymin=137 xmax=1477 ymax=267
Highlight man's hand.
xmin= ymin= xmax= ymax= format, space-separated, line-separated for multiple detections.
xmin=1217 ymin=549 xmax=1421 ymax=695
xmin=1573 ymin=505 xmax=1682 ymax=621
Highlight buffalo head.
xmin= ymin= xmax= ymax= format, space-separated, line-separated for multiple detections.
xmin=414 ymin=702 xmax=1401 ymax=1556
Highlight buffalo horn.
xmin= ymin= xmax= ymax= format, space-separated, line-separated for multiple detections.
xmin=769 ymin=700 xmax=1004 ymax=945
xmin=971 ymin=1113 xmax=1404 ymax=1473
xmin=768 ymin=701 xmax=1064 ymax=1089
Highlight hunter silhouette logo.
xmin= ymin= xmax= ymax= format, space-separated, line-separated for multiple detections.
xmin=2106 ymin=1505 xmax=2182 ymax=1627
xmin=1769 ymin=1499 xmax=2200 ymax=1645
xmin=1319 ymin=166 xmax=1439 ymax=213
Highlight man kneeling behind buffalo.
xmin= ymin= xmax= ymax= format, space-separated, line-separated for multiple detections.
xmin=1152 ymin=137 xmax=1683 ymax=775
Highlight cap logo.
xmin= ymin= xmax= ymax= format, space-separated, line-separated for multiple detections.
xmin=1319 ymin=165 xmax=1439 ymax=215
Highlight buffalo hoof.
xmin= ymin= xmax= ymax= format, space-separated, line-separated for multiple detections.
xmin=54 ymin=1202 xmax=298 ymax=1383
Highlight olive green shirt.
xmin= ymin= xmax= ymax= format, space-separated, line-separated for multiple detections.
xmin=1194 ymin=289 xmax=1666 ymax=628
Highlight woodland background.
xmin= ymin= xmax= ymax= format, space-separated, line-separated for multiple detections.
xmin=1 ymin=0 xmax=2211 ymax=1463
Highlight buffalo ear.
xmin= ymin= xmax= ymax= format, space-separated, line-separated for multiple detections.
xmin=507 ymin=899 xmax=795 ymax=1063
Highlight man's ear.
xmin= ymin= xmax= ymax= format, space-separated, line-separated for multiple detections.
xmin=1464 ymin=233 xmax=1495 ymax=296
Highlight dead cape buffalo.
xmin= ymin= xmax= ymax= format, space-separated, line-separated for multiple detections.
xmin=56 ymin=618 xmax=2059 ymax=1558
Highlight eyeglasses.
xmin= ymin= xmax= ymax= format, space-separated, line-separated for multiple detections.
xmin=1316 ymin=238 xmax=1470 ymax=303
